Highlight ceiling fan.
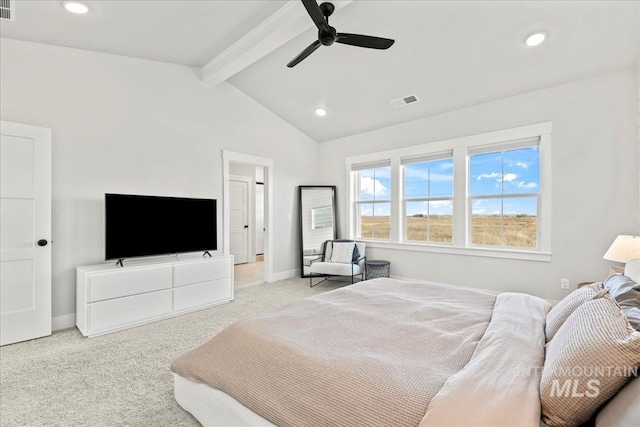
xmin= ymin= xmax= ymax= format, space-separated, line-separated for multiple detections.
xmin=287 ymin=0 xmax=395 ymax=68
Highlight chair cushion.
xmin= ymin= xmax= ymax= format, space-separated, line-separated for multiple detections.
xmin=309 ymin=262 xmax=362 ymax=276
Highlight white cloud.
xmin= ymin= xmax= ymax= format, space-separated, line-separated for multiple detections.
xmin=472 ymin=208 xmax=485 ymax=214
xmin=516 ymin=162 xmax=529 ymax=169
xmin=360 ymin=177 xmax=387 ymax=197
xmin=515 ymin=181 xmax=538 ymax=189
xmin=476 ymin=172 xmax=500 ymax=181
xmin=502 ymin=173 xmax=517 ymax=182
xmin=473 ymin=200 xmax=482 ymax=207
xmin=491 ymin=210 xmax=501 ymax=215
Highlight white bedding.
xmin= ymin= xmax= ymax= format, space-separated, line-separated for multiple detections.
xmin=172 ymin=279 xmax=551 ymax=426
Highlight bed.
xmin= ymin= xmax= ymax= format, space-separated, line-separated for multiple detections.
xmin=171 ymin=277 xmax=640 ymax=427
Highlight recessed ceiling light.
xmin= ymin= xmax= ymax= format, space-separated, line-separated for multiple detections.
xmin=315 ymin=108 xmax=327 ymax=117
xmin=63 ymin=1 xmax=89 ymax=14
xmin=525 ymin=32 xmax=546 ymax=47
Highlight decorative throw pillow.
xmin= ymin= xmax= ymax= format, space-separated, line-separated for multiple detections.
xmin=332 ymin=239 xmax=360 ymax=262
xmin=540 ymin=292 xmax=640 ymax=427
xmin=603 ymin=274 xmax=640 ymax=331
xmin=330 ymin=241 xmax=356 ymax=263
xmin=545 ymin=282 xmax=602 ymax=342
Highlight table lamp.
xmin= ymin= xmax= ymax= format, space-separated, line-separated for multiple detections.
xmin=603 ymin=235 xmax=640 ymax=280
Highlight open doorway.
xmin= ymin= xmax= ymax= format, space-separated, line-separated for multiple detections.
xmin=223 ymin=151 xmax=273 ymax=289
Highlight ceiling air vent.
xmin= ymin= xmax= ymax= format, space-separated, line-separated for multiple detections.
xmin=390 ymin=94 xmax=419 ymax=108
xmin=0 ymin=0 xmax=15 ymax=21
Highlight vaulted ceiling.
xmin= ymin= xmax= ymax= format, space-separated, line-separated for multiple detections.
xmin=2 ymin=1 xmax=638 ymax=142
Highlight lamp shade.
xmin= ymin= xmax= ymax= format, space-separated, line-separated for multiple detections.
xmin=603 ymin=235 xmax=640 ymax=263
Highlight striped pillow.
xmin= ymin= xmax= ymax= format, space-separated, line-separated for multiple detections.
xmin=545 ymin=282 xmax=602 ymax=342
xmin=540 ymin=291 xmax=640 ymax=427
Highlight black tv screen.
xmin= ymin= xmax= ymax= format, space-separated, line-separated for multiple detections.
xmin=105 ymin=193 xmax=217 ymax=260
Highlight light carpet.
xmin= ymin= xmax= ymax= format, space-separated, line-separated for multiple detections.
xmin=0 ymin=277 xmax=346 ymax=426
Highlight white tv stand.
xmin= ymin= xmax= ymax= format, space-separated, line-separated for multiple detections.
xmin=76 ymin=255 xmax=234 ymax=338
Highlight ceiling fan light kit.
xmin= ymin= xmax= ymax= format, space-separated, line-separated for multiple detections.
xmin=288 ymin=0 xmax=395 ymax=68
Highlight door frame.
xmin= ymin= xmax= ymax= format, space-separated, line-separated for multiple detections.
xmin=229 ymin=174 xmax=252 ymax=264
xmin=222 ymin=150 xmax=273 ymax=282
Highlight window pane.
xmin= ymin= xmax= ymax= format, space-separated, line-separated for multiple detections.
xmin=358 ymin=203 xmax=374 ymax=238
xmin=404 ymin=163 xmax=429 ymax=199
xmin=311 ymin=206 xmax=332 ymax=229
xmin=359 ymin=170 xmax=374 ymax=201
xmin=373 ymin=167 xmax=391 ymax=201
xmin=359 ymin=203 xmax=390 ymax=240
xmin=503 ymin=197 xmax=537 ymax=248
xmin=429 ymin=158 xmax=454 ymax=198
xmin=406 ymin=201 xmax=428 ymax=241
xmin=358 ymin=167 xmax=391 ymax=201
xmin=469 ymin=152 xmax=502 ymax=196
xmin=471 ymin=198 xmax=502 ymax=245
xmin=429 ymin=200 xmax=453 ymax=243
xmin=503 ymin=147 xmax=540 ymax=195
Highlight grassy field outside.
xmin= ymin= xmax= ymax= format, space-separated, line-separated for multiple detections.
xmin=360 ymin=215 xmax=537 ymax=247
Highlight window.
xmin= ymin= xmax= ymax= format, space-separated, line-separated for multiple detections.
xmin=469 ymin=145 xmax=540 ymax=248
xmin=346 ymin=123 xmax=551 ymax=261
xmin=402 ymin=154 xmax=454 ymax=243
xmin=353 ymin=163 xmax=391 ymax=240
xmin=311 ymin=206 xmax=333 ymax=229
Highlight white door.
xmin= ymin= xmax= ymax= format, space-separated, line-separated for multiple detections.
xmin=255 ymin=183 xmax=264 ymax=255
xmin=229 ymin=180 xmax=248 ymax=264
xmin=0 ymin=121 xmax=52 ymax=346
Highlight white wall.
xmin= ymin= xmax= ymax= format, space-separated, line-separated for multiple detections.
xmin=0 ymin=39 xmax=319 ymax=322
xmin=318 ymin=69 xmax=639 ymax=301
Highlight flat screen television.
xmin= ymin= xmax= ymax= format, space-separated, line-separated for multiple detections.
xmin=105 ymin=193 xmax=217 ymax=260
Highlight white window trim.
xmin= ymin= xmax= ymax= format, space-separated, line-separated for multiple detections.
xmin=345 ymin=122 xmax=552 ymax=262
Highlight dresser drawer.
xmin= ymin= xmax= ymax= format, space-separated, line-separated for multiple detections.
xmin=88 ymin=265 xmax=172 ymax=303
xmin=174 ymin=258 xmax=231 ymax=288
xmin=88 ymin=289 xmax=172 ymax=332
xmin=173 ymin=278 xmax=232 ymax=312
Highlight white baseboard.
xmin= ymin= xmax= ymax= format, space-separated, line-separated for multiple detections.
xmin=52 ymin=313 xmax=76 ymax=331
xmin=269 ymin=269 xmax=300 ymax=282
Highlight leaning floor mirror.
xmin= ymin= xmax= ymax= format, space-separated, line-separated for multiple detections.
xmin=299 ymin=186 xmax=337 ymax=277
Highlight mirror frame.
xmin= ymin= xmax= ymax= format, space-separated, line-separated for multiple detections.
xmin=299 ymin=185 xmax=337 ymax=278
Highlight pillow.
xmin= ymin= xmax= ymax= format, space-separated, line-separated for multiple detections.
xmin=332 ymin=239 xmax=360 ymax=262
xmin=545 ymin=282 xmax=602 ymax=342
xmin=330 ymin=241 xmax=356 ymax=263
xmin=540 ymin=292 xmax=640 ymax=427
xmin=603 ymin=274 xmax=640 ymax=331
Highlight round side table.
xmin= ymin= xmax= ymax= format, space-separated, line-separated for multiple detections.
xmin=365 ymin=260 xmax=390 ymax=280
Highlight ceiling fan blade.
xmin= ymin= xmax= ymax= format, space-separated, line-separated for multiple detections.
xmin=336 ymin=33 xmax=395 ymax=49
xmin=287 ymin=40 xmax=322 ymax=68
xmin=301 ymin=0 xmax=327 ymax=31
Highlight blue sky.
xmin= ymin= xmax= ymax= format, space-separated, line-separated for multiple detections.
xmin=358 ymin=147 xmax=540 ymax=217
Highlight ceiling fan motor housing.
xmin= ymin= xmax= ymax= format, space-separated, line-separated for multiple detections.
xmin=319 ymin=26 xmax=337 ymax=46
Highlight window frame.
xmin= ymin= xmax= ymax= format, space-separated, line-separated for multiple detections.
xmin=401 ymin=154 xmax=455 ymax=244
xmin=352 ymin=164 xmax=392 ymax=240
xmin=345 ymin=123 xmax=552 ymax=262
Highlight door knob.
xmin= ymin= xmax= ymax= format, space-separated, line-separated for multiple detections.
xmin=244 ymin=225 xmax=249 ymax=229
xmin=37 ymin=239 xmax=48 ymax=247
